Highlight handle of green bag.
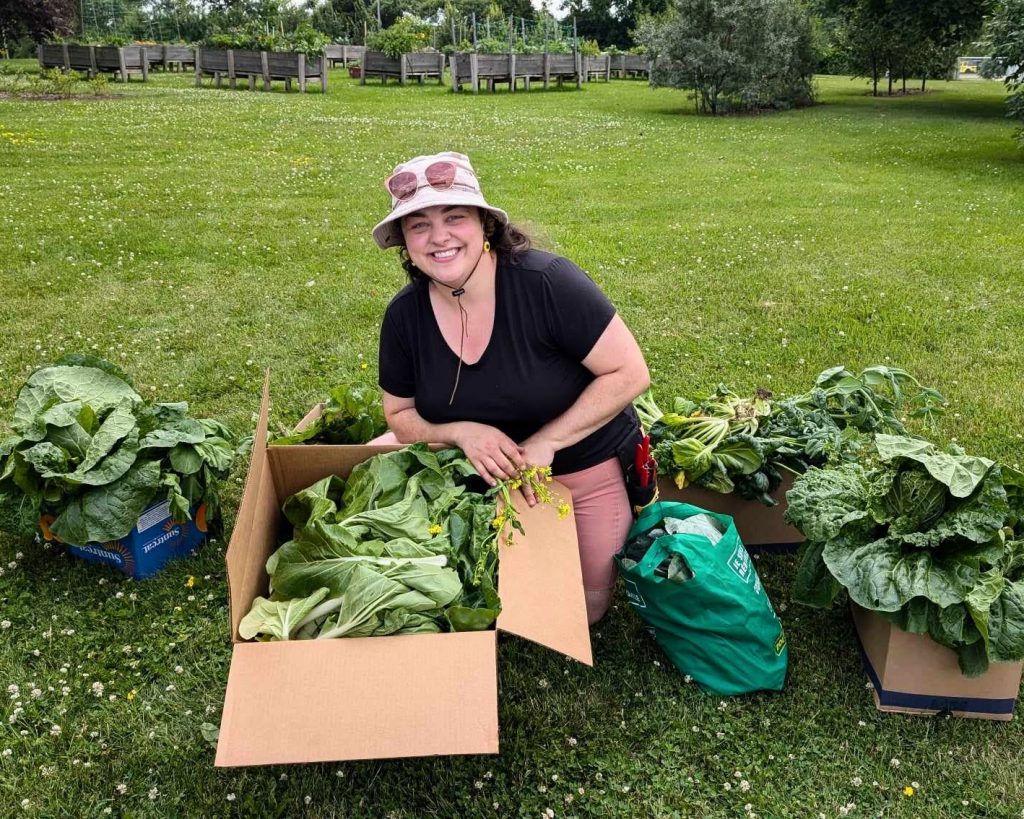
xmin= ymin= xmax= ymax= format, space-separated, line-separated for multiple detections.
xmin=636 ymin=533 xmax=716 ymax=582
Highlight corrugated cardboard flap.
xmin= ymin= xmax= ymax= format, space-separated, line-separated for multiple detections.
xmin=496 ymin=483 xmax=593 ymax=666
xmin=215 ymin=631 xmax=499 ymax=766
xmin=226 ymin=371 xmax=274 ymax=641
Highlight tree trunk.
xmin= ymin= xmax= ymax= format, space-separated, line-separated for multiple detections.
xmin=887 ymin=62 xmax=893 ymax=96
xmin=921 ymin=75 xmax=926 ymax=92
xmin=902 ymin=71 xmax=907 ymax=94
xmin=871 ymin=55 xmax=878 ymax=96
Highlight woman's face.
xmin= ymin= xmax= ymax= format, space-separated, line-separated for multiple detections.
xmin=401 ymin=205 xmax=486 ymax=288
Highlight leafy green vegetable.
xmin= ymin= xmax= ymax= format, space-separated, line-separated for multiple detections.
xmin=271 ymin=383 xmax=387 ymax=446
xmin=639 ymin=365 xmax=947 ymax=506
xmin=0 ymin=357 xmax=238 ymax=545
xmin=245 ymin=444 xmax=566 ymax=641
xmin=786 ymin=435 xmax=1024 ymax=676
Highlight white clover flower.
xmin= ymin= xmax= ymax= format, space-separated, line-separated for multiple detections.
xmin=227 ymin=793 xmax=236 ymax=801
xmin=116 ymin=784 xmax=128 ymax=795
xmin=148 ymin=787 xmax=159 ymax=800
xmin=890 ymin=758 xmax=901 ymax=768
xmin=50 ymin=724 xmax=61 ymax=736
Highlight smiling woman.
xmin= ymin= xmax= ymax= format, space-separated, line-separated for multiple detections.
xmin=369 ymin=151 xmax=651 ymax=624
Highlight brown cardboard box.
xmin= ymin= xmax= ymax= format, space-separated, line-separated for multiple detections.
xmin=851 ymin=603 xmax=1023 ymax=721
xmin=215 ymin=377 xmax=593 ymax=766
xmin=657 ymin=474 xmax=803 ymax=548
xmin=297 ymin=402 xmax=803 ymax=549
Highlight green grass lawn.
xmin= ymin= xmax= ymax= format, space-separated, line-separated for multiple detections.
xmin=1 ymin=64 xmax=1023 ymax=817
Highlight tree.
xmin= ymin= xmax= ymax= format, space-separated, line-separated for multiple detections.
xmin=982 ymin=0 xmax=1024 ymax=148
xmin=637 ymin=0 xmax=816 ymax=114
xmin=0 ymin=0 xmax=75 ymax=57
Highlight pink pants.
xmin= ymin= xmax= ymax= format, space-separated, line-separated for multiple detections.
xmin=369 ymin=433 xmax=630 ymax=624
xmin=556 ymin=457 xmax=632 ymax=625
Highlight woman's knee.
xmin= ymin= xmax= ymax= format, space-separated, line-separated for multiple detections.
xmin=585 ymin=587 xmax=614 ymax=625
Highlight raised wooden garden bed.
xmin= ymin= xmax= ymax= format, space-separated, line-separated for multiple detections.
xmin=37 ymin=43 xmax=149 ymax=81
xmin=450 ymin=52 xmax=583 ymax=93
xmin=195 ymin=48 xmax=327 ymax=93
xmin=609 ymin=54 xmax=651 ymax=78
xmin=325 ymin=44 xmax=366 ymax=68
xmin=359 ymin=51 xmax=446 ymax=85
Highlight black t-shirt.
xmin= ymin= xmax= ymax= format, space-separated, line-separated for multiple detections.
xmin=378 ymin=248 xmax=639 ymax=475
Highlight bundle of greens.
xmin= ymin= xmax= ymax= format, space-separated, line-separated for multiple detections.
xmin=0 ymin=356 xmax=237 ymax=545
xmin=786 ymin=434 xmax=1024 ymax=676
xmin=635 ymin=365 xmax=947 ymax=505
xmin=271 ymin=383 xmax=387 ymax=446
xmin=241 ymin=444 xmax=564 ymax=641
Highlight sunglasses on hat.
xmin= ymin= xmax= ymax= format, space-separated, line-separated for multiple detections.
xmin=384 ymin=160 xmax=475 ymax=202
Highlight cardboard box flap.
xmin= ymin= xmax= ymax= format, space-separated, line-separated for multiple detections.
xmin=496 ymin=484 xmax=593 ymax=666
xmin=215 ymin=631 xmax=499 ymax=766
xmin=225 ymin=372 xmax=273 ymax=641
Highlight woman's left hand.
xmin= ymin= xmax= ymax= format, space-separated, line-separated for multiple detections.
xmin=517 ymin=437 xmax=555 ymax=507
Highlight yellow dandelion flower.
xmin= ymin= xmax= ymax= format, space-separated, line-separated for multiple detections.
xmin=174 ymin=606 xmax=182 ymax=613
xmin=360 ymin=363 xmax=368 ymax=370
xmin=127 ymin=690 xmax=137 ymax=701
xmin=903 ymin=786 xmax=915 ymax=797
xmin=428 ymin=523 xmax=443 ymax=536
xmin=185 ymin=576 xmax=195 ymax=588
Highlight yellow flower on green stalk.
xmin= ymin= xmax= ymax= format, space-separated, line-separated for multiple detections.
xmin=902 ymin=786 xmax=915 ymax=797
xmin=185 ymin=576 xmax=195 ymax=588
xmin=127 ymin=690 xmax=137 ymax=701
xmin=557 ymin=502 xmax=571 ymax=519
xmin=428 ymin=523 xmax=443 ymax=536
xmin=491 ymin=514 xmax=505 ymax=530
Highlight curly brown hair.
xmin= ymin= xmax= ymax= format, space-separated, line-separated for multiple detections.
xmin=397 ymin=209 xmax=532 ymax=285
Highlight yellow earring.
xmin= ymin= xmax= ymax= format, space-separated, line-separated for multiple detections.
xmin=483 ymin=240 xmax=491 ymax=253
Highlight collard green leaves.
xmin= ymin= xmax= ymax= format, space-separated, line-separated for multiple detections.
xmin=786 ymin=434 xmax=1024 ymax=676
xmin=0 ymin=359 xmax=237 ymax=545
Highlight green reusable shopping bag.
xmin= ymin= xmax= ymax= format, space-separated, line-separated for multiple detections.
xmin=614 ymin=501 xmax=788 ymax=695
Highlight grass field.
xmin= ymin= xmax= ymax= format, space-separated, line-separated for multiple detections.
xmin=1 ymin=64 xmax=1023 ymax=817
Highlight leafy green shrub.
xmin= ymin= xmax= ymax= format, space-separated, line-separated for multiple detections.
xmin=579 ymin=38 xmax=601 ymax=57
xmin=366 ymin=17 xmax=431 ymax=59
xmin=981 ymin=0 xmax=1024 ymax=148
xmin=202 ymin=22 xmax=329 ymax=59
xmin=636 ymin=0 xmax=815 ymax=114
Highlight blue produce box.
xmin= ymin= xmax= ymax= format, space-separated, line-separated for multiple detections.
xmin=40 ymin=500 xmax=207 ymax=580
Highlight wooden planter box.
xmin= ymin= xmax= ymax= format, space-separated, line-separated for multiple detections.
xmin=195 ymin=48 xmax=327 ymax=93
xmin=325 ymin=44 xmax=365 ymax=68
xmin=450 ymin=51 xmax=582 ymax=93
xmin=609 ymin=54 xmax=651 ymax=78
xmin=359 ymin=51 xmax=445 ymax=85
xmin=583 ymin=54 xmax=611 ymax=81
xmin=37 ymin=43 xmax=149 ymax=81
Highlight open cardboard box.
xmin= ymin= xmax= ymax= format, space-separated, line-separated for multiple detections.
xmin=215 ymin=378 xmax=593 ymax=766
xmin=298 ymin=401 xmax=804 ymax=550
xmin=851 ymin=603 xmax=1023 ymax=721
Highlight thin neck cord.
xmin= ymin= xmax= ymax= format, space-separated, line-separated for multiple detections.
xmin=446 ymin=245 xmax=489 ymax=406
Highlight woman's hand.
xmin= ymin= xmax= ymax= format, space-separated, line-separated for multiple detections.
xmin=453 ymin=422 xmax=526 ymax=487
xmin=517 ymin=436 xmax=556 ymax=507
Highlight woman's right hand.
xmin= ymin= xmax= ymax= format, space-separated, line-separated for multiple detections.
xmin=452 ymin=422 xmax=526 ymax=487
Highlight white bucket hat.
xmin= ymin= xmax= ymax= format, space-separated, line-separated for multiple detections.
xmin=372 ymin=151 xmax=509 ymax=250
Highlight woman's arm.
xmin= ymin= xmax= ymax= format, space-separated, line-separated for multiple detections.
xmin=382 ymin=392 xmax=526 ymax=486
xmin=519 ymin=314 xmax=650 ymax=470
